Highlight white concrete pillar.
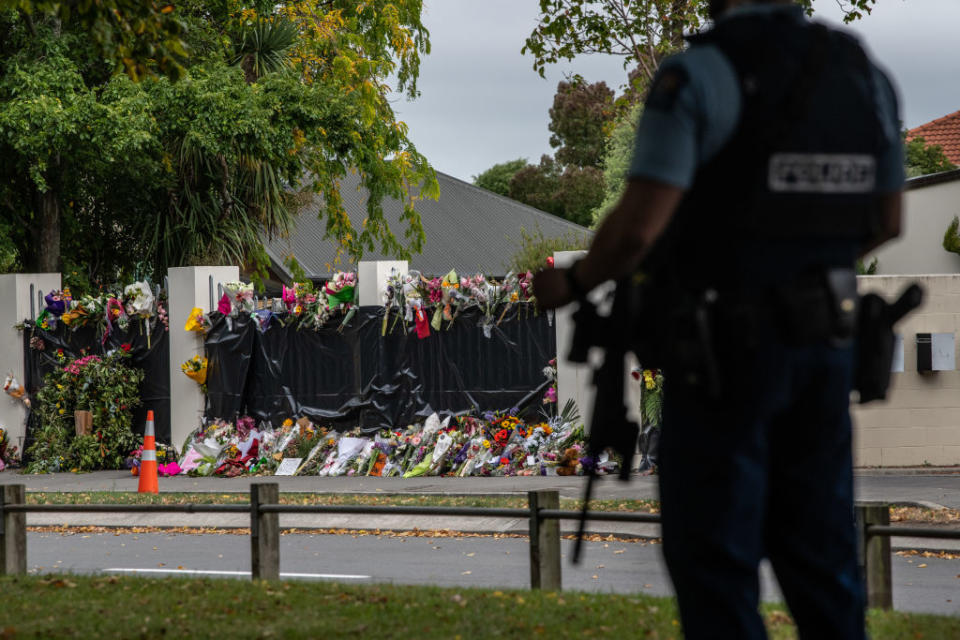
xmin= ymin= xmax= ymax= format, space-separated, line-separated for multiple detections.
xmin=0 ymin=273 xmax=61 ymax=454
xmin=358 ymin=260 xmax=408 ymax=306
xmin=552 ymin=251 xmax=641 ymax=434
xmin=167 ymin=266 xmax=239 ymax=449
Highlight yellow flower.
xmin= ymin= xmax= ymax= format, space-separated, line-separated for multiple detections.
xmin=645 ymin=380 xmax=655 ymax=390
xmin=510 ymin=291 xmax=519 ymax=302
xmin=482 ymin=439 xmax=491 ymax=449
xmin=58 ymin=408 xmax=65 ymax=414
xmin=282 ymin=418 xmax=294 ymax=427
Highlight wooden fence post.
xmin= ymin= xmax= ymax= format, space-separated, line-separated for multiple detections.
xmin=857 ymin=503 xmax=893 ymax=610
xmin=1 ymin=484 xmax=27 ymax=575
xmin=250 ymin=483 xmax=280 ymax=580
xmin=528 ymin=490 xmax=561 ymax=590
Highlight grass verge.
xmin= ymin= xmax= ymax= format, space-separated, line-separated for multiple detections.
xmin=0 ymin=575 xmax=956 ymax=640
xmin=26 ymin=491 xmax=660 ymax=513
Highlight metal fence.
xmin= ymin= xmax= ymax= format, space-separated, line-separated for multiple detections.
xmin=2 ymin=483 xmax=959 ymax=607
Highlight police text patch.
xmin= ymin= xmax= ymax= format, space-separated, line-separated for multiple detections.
xmin=768 ymin=153 xmax=876 ymax=193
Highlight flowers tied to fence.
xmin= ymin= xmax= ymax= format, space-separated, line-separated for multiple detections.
xmin=24 ymin=282 xmax=169 ymax=342
xmin=382 ymin=268 xmax=536 ymax=338
xmin=181 ymin=355 xmax=208 ymax=386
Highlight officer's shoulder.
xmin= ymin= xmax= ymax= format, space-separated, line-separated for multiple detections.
xmin=647 ymin=45 xmax=735 ymax=110
xmin=657 ymin=44 xmax=730 ymax=77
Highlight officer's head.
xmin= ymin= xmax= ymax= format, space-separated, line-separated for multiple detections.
xmin=708 ymin=0 xmax=794 ymax=21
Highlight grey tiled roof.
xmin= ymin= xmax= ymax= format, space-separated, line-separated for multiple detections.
xmin=263 ymin=170 xmax=592 ymax=280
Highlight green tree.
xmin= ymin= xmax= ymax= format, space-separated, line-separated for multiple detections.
xmin=509 ymin=155 xmax=563 ymax=217
xmin=523 ymin=0 xmax=878 ymax=85
xmin=592 ymin=102 xmax=642 ymax=226
xmin=0 ymin=0 xmax=189 ymax=81
xmin=943 ymin=216 xmax=960 ymax=257
xmin=549 ymin=76 xmax=616 ymax=168
xmin=508 ymin=155 xmax=604 ymax=227
xmin=0 ymin=1 xmax=437 ymax=284
xmin=905 ymin=134 xmax=956 ymax=178
xmin=473 ymin=158 xmax=528 ymax=196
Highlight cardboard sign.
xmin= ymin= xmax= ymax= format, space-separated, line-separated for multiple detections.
xmin=275 ymin=457 xmax=303 ymax=476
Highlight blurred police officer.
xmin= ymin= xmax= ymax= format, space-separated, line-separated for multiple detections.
xmin=534 ymin=0 xmax=904 ymax=638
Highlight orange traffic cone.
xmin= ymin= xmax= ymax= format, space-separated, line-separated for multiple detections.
xmin=138 ymin=410 xmax=159 ymax=494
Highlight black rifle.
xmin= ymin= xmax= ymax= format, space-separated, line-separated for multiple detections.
xmin=566 ymin=277 xmax=924 ymax=563
xmin=567 ymin=280 xmax=639 ymax=564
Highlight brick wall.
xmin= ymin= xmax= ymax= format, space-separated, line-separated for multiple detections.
xmin=853 ymin=274 xmax=960 ymax=466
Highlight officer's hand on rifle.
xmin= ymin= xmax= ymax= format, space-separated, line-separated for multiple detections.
xmin=532 ymin=267 xmax=575 ymax=311
xmin=533 ymin=179 xmax=683 ymax=314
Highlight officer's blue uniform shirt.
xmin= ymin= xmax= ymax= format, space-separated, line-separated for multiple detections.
xmin=629 ymin=4 xmax=905 ymax=193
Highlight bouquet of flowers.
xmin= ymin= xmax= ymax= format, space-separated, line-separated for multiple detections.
xmin=123 ymin=281 xmax=155 ymax=317
xmin=222 ymin=281 xmax=255 ymax=316
xmin=181 ymin=355 xmax=208 ymax=386
xmin=640 ymin=368 xmax=665 ymax=428
xmin=184 ymin=307 xmax=210 ymax=333
xmin=4 ymin=373 xmax=30 ymax=408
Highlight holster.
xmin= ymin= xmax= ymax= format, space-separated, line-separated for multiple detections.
xmin=854 ymin=283 xmax=923 ymax=403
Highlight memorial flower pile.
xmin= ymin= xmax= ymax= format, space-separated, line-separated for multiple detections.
xmin=173 ymin=408 xmax=615 ymax=478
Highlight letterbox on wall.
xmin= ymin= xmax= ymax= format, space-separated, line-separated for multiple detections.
xmin=917 ymin=333 xmax=932 ymax=372
xmin=916 ymin=332 xmax=956 ymax=372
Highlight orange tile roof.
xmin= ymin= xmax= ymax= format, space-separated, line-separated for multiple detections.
xmin=907 ymin=110 xmax=960 ymax=165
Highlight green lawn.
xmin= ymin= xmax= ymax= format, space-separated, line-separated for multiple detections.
xmin=0 ymin=576 xmax=955 ymax=639
xmin=26 ymin=491 xmax=660 ymax=513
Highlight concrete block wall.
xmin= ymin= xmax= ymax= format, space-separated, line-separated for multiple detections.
xmin=0 ymin=273 xmax=61 ymax=453
xmin=853 ymin=274 xmax=960 ymax=466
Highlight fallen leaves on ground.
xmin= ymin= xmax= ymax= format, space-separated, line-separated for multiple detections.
xmin=890 ymin=506 xmax=960 ymax=525
xmin=897 ymin=550 xmax=960 ymax=561
xmin=25 ymin=525 xmax=659 ymax=544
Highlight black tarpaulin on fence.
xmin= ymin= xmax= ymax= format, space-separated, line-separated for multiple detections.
xmin=22 ymin=321 xmax=171 ymax=446
xmin=203 ymin=305 xmax=556 ymax=430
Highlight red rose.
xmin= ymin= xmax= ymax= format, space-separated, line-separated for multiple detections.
xmin=500 ymin=457 xmax=509 ymax=465
xmin=121 ymin=343 xmax=132 ymax=352
xmin=546 ymin=256 xmax=555 ymax=267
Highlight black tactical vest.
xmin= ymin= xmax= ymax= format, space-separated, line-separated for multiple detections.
xmin=646 ymin=10 xmax=889 ymax=293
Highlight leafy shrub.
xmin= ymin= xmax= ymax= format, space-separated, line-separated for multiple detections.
xmin=27 ymin=350 xmax=145 ymax=473
xmin=507 ymin=225 xmax=590 ymax=276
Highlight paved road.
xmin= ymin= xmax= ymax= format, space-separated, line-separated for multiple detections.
xmin=26 ymin=531 xmax=960 ymax=616
xmin=4 ymin=470 xmax=960 ymax=508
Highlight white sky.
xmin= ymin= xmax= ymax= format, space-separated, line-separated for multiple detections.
xmin=390 ymin=0 xmax=960 ymax=182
